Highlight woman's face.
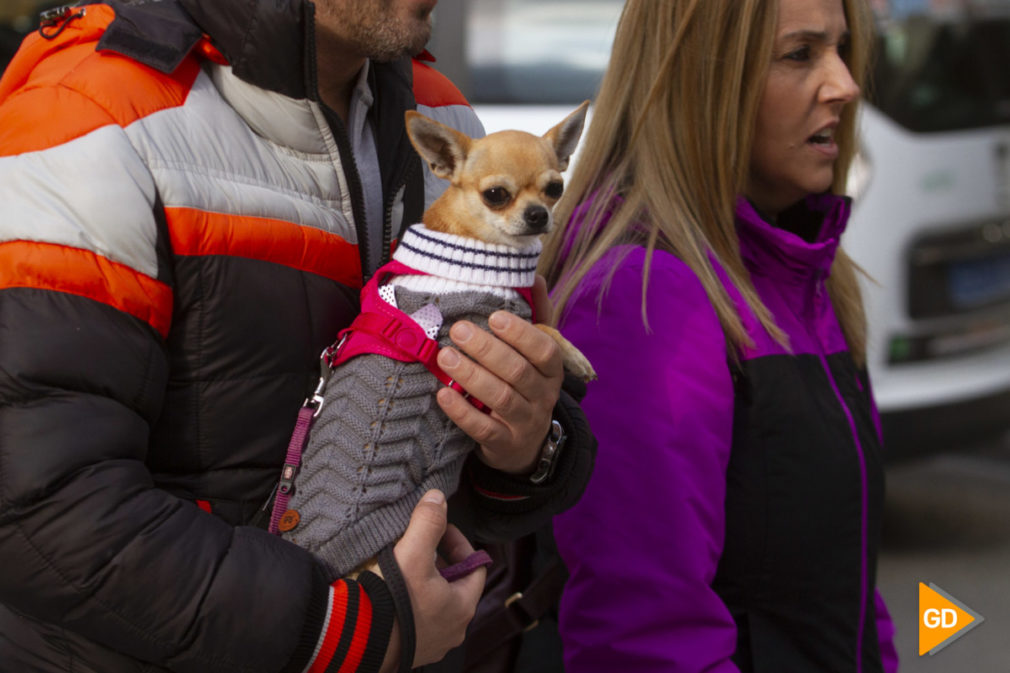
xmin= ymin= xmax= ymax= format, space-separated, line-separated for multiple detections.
xmin=746 ymin=0 xmax=860 ymax=217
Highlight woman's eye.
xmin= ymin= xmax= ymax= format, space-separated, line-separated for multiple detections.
xmin=785 ymin=46 xmax=811 ymax=61
xmin=482 ymin=186 xmax=511 ymax=207
xmin=544 ymin=180 xmax=564 ymax=199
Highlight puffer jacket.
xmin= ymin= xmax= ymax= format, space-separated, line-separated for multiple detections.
xmin=0 ymin=2 xmax=595 ymax=672
xmin=552 ymin=194 xmax=899 ymax=673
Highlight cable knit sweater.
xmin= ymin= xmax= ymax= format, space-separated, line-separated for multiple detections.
xmin=283 ymin=224 xmax=541 ymax=578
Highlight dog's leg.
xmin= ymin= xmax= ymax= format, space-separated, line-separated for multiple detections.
xmin=535 ymin=324 xmax=597 ymax=382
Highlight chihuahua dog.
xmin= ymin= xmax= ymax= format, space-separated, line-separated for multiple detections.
xmin=275 ymin=103 xmax=595 ymax=580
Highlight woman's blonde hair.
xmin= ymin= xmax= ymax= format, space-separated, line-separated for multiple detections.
xmin=541 ymin=0 xmax=874 ymax=364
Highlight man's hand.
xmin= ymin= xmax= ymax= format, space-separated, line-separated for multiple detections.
xmin=435 ymin=276 xmax=564 ymax=475
xmin=379 ymin=490 xmax=486 ymax=672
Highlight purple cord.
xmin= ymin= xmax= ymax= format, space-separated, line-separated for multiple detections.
xmin=439 ymin=550 xmax=493 ymax=582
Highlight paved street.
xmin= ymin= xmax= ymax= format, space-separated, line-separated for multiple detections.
xmin=877 ymin=437 xmax=1010 ymax=671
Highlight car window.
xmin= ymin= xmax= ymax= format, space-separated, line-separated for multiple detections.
xmin=465 ymin=0 xmax=624 ymax=104
xmin=870 ymin=0 xmax=1010 ymax=132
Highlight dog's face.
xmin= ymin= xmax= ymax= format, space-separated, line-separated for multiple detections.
xmin=406 ymin=102 xmax=589 ymax=248
xmin=457 ymin=130 xmax=567 ymax=244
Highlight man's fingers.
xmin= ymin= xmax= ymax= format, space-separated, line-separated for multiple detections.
xmin=438 ymin=523 xmax=477 ymax=565
xmin=486 ymin=312 xmax=562 ymax=377
xmin=397 ymin=490 xmax=448 ymax=566
xmin=439 ymin=318 xmax=559 ymax=398
xmin=438 ymin=348 xmax=526 ymax=419
xmin=436 ymin=385 xmax=503 ymax=446
xmin=450 ymin=562 xmax=488 ymax=606
xmin=394 ymin=493 xmax=484 ymax=669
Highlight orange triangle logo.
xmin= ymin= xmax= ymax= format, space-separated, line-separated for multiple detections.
xmin=919 ymin=582 xmax=984 ymax=655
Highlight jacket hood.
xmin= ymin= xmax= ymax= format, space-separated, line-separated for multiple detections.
xmin=94 ymin=0 xmax=319 ymax=100
xmin=735 ymin=194 xmax=851 ymax=283
xmin=179 ymin=0 xmax=315 ymax=100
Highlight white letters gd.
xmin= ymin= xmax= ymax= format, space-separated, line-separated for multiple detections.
xmin=923 ymin=608 xmax=957 ymax=628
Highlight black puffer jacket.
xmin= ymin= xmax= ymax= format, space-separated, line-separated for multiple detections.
xmin=0 ymin=1 xmax=595 ymax=671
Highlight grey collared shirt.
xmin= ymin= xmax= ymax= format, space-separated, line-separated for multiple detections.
xmin=346 ymin=61 xmax=385 ymax=275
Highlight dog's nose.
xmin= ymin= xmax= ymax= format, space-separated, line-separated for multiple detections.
xmin=523 ymin=205 xmax=550 ymax=232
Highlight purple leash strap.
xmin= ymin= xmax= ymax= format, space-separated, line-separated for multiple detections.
xmin=439 ymin=550 xmax=494 ymax=582
xmin=268 ymin=405 xmax=317 ymax=534
xmin=268 ymin=345 xmax=338 ymax=535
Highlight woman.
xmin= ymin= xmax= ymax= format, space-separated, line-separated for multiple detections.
xmin=540 ymin=0 xmax=900 ymax=671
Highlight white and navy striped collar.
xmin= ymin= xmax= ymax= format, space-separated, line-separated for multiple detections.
xmin=392 ymin=224 xmax=541 ymax=289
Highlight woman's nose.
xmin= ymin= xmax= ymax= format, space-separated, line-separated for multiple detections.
xmin=822 ymin=53 xmax=860 ymax=104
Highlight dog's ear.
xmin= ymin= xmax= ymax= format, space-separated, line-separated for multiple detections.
xmin=405 ymin=110 xmax=471 ymax=182
xmin=543 ymin=100 xmax=589 ymax=171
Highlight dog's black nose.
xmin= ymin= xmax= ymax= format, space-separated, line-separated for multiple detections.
xmin=524 ymin=205 xmax=550 ymax=232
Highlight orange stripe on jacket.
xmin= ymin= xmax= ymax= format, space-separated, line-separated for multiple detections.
xmin=0 ymin=240 xmax=172 ymax=337
xmin=165 ymin=208 xmax=364 ymax=290
xmin=0 ymin=3 xmax=207 ymax=156
xmin=412 ymin=59 xmax=469 ymax=108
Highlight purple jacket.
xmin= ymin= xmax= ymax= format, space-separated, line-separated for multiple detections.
xmin=553 ymin=194 xmax=899 ymax=672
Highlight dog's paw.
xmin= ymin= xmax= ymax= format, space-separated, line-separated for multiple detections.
xmin=562 ymin=347 xmax=597 ymax=383
xmin=536 ymin=324 xmax=598 ymax=383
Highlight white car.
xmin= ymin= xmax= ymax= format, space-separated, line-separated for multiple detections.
xmin=430 ymin=0 xmax=1010 ymax=461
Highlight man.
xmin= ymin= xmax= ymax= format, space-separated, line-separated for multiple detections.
xmin=0 ymin=1 xmax=595 ymax=672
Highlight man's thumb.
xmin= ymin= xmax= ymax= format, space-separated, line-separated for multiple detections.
xmin=399 ymin=489 xmax=448 ymax=560
xmin=532 ymin=274 xmax=554 ymax=325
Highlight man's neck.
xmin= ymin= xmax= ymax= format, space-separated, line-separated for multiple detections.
xmin=316 ymin=44 xmax=367 ymax=123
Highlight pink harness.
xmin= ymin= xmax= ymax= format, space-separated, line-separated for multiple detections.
xmin=329 ymin=259 xmax=536 ymax=413
xmin=268 ymin=259 xmax=535 ymax=536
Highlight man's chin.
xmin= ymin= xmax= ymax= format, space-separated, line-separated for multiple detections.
xmin=406 ymin=25 xmax=432 ymax=56
xmin=373 ymin=36 xmax=431 ymax=62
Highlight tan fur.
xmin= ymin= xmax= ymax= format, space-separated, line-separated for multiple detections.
xmin=405 ymin=105 xmax=596 ymax=382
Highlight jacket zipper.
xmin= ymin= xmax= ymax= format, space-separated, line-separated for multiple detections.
xmin=812 ymin=277 xmax=869 ymax=673
xmin=302 ymin=9 xmax=372 ymax=281
xmin=330 ymin=122 xmax=372 ymax=281
xmin=380 ymin=157 xmax=419 ymax=268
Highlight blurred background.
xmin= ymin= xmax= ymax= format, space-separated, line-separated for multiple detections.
xmin=3 ymin=0 xmax=1009 ymax=668
xmin=0 ymin=1 xmax=61 ymax=67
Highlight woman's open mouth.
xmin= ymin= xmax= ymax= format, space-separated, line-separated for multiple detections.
xmin=808 ymin=127 xmax=836 ymax=146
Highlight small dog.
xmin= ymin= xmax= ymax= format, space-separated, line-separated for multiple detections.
xmin=275 ymin=103 xmax=595 ymax=580
xmin=402 ymin=104 xmax=596 ymax=379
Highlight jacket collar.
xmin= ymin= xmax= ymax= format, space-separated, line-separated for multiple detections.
xmin=94 ymin=0 xmax=205 ymax=75
xmin=176 ymin=0 xmax=420 ymax=215
xmin=97 ymin=0 xmax=401 ymax=105
xmin=735 ymin=194 xmax=851 ymax=282
xmin=178 ymin=0 xmax=315 ymax=100
xmin=94 ymin=0 xmax=423 ymax=217
xmin=93 ymin=0 xmax=312 ymax=98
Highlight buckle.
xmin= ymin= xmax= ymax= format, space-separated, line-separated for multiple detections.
xmin=40 ymin=5 xmax=75 ymax=26
xmin=277 ymin=463 xmax=299 ymax=495
xmin=504 ymin=592 xmax=539 ymax=632
xmin=39 ymin=5 xmax=85 ymax=40
xmin=305 ymin=341 xmax=343 ymax=417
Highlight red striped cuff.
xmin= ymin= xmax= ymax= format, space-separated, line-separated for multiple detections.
xmin=302 ymin=576 xmax=394 ymax=673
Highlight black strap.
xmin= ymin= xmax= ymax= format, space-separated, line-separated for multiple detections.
xmin=379 ymin=545 xmax=417 ymax=673
xmin=462 ymin=556 xmax=568 ymax=667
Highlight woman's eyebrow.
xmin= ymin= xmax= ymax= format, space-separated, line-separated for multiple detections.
xmin=779 ymin=28 xmax=851 ymax=43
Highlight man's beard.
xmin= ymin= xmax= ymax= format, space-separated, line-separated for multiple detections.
xmin=321 ymin=3 xmax=433 ymax=62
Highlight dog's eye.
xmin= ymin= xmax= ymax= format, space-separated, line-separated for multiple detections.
xmin=482 ymin=187 xmax=511 ymax=208
xmin=544 ymin=180 xmax=564 ymax=199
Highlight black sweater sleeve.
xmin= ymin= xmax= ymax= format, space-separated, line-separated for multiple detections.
xmin=448 ymin=374 xmax=597 ymax=543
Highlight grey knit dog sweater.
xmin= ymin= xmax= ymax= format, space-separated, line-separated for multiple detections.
xmin=281 ymin=224 xmax=540 ymax=579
